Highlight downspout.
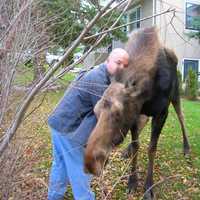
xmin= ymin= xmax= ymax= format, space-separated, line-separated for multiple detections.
xmin=152 ymin=0 xmax=156 ymax=25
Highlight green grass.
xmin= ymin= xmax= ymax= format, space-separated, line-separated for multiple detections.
xmin=19 ymin=94 xmax=200 ymax=199
xmin=135 ymin=99 xmax=200 ymax=200
xmin=14 ymin=65 xmax=77 ymax=86
xmin=58 ymin=72 xmax=76 ymax=84
xmin=14 ymin=65 xmax=34 ymax=85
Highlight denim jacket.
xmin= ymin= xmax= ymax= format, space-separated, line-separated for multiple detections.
xmin=48 ymin=63 xmax=110 ymax=145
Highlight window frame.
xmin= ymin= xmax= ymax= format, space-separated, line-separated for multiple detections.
xmin=184 ymin=0 xmax=200 ymax=31
xmin=126 ymin=5 xmax=142 ymax=33
xmin=182 ymin=58 xmax=200 ymax=81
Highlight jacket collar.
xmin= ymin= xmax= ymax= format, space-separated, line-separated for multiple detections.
xmin=100 ymin=63 xmax=111 ymax=85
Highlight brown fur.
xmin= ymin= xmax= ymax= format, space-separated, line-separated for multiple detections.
xmin=114 ymin=27 xmax=162 ymax=109
xmin=126 ymin=27 xmax=159 ymax=59
xmin=124 ymin=27 xmax=160 ymax=79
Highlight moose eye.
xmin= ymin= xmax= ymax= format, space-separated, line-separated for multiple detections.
xmin=125 ymin=79 xmax=137 ymax=88
xmin=103 ymin=99 xmax=112 ymax=108
xmin=131 ymin=80 xmax=137 ymax=86
xmin=111 ymin=110 xmax=122 ymax=122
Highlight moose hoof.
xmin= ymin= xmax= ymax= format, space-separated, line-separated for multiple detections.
xmin=143 ymin=190 xmax=154 ymax=200
xmin=122 ymin=149 xmax=131 ymax=159
xmin=127 ymin=175 xmax=138 ymax=194
xmin=183 ymin=147 xmax=191 ymax=156
xmin=122 ymin=144 xmax=134 ymax=159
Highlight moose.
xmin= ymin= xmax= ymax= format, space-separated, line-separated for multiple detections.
xmin=84 ymin=27 xmax=190 ymax=199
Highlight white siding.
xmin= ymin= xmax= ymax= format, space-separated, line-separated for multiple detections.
xmin=155 ymin=0 xmax=200 ymax=75
xmin=140 ymin=0 xmax=153 ymax=28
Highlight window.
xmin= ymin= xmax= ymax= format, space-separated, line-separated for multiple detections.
xmin=186 ymin=2 xmax=200 ymax=30
xmin=126 ymin=6 xmax=141 ymax=33
xmin=123 ymin=15 xmax=128 ymax=33
xmin=183 ymin=59 xmax=199 ymax=80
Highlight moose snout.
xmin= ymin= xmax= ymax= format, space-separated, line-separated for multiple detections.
xmin=84 ymin=149 xmax=108 ymax=176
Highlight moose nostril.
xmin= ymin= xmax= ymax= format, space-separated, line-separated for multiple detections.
xmin=84 ymin=165 xmax=90 ymax=174
xmin=95 ymin=152 xmax=106 ymax=162
xmin=84 ymin=161 xmax=94 ymax=175
xmin=84 ymin=148 xmax=108 ymax=176
xmin=84 ymin=156 xmax=94 ymax=174
xmin=84 ymin=154 xmax=106 ymax=176
xmin=84 ymin=162 xmax=100 ymax=176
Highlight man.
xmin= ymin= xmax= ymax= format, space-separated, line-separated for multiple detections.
xmin=47 ymin=48 xmax=129 ymax=200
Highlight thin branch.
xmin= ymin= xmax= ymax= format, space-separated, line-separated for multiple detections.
xmin=84 ymin=8 xmax=176 ymax=40
xmin=171 ymin=14 xmax=199 ymax=48
xmin=140 ymin=175 xmax=181 ymax=200
xmin=101 ymin=0 xmax=128 ymax=18
xmin=44 ymin=0 xmax=133 ymax=87
xmin=0 ymin=0 xmax=115 ymax=156
xmin=0 ymin=0 xmax=33 ymax=43
xmin=23 ymin=92 xmax=47 ymax=121
xmin=170 ymin=16 xmax=193 ymax=47
xmin=104 ymin=151 xmax=138 ymax=200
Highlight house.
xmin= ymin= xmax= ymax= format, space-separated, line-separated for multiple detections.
xmin=84 ymin=0 xmax=200 ymax=81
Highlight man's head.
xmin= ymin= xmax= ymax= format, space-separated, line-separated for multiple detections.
xmin=105 ymin=48 xmax=129 ymax=75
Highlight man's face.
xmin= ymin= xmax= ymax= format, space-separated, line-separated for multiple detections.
xmin=106 ymin=50 xmax=129 ymax=76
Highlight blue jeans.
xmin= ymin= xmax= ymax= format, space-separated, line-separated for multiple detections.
xmin=48 ymin=128 xmax=95 ymax=200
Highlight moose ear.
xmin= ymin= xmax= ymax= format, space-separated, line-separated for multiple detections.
xmin=103 ymin=99 xmax=112 ymax=108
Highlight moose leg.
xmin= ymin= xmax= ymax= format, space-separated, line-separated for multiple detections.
xmin=144 ymin=110 xmax=168 ymax=200
xmin=124 ymin=115 xmax=149 ymax=193
xmin=123 ymin=115 xmax=149 ymax=158
xmin=172 ymin=98 xmax=190 ymax=155
xmin=127 ymin=115 xmax=149 ymax=193
xmin=127 ymin=124 xmax=140 ymax=193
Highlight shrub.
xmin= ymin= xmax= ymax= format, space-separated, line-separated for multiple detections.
xmin=185 ymin=68 xmax=198 ymax=100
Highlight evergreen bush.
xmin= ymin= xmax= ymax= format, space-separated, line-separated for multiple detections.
xmin=185 ymin=68 xmax=198 ymax=100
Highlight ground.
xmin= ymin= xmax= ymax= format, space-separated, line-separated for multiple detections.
xmin=1 ymin=90 xmax=199 ymax=200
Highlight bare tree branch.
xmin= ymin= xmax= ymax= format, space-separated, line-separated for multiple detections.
xmin=43 ymin=0 xmax=133 ymax=87
xmin=0 ymin=0 xmax=115 ymax=156
xmin=140 ymin=175 xmax=181 ymax=200
xmin=84 ymin=8 xmax=176 ymax=40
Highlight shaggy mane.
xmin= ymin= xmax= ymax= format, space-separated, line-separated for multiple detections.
xmin=123 ymin=27 xmax=161 ymax=80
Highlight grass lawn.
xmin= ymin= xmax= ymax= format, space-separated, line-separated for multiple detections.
xmin=14 ymin=64 xmax=77 ymax=86
xmin=5 ymin=91 xmax=200 ymax=199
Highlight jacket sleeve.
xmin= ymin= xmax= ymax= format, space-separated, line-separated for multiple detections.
xmin=69 ymin=111 xmax=97 ymax=145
